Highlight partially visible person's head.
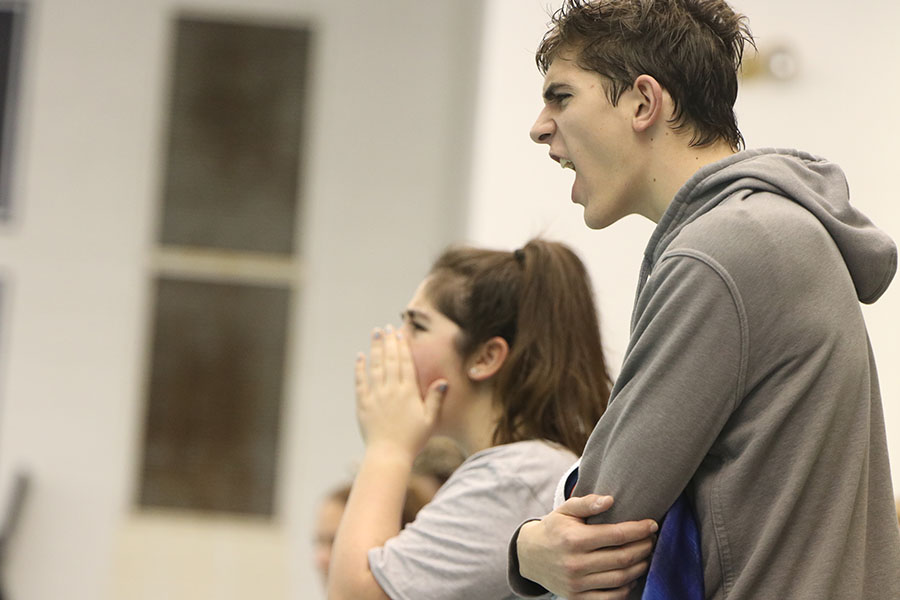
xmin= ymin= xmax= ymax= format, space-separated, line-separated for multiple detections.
xmin=413 ymin=238 xmax=611 ymax=454
xmin=403 ymin=436 xmax=466 ymax=523
xmin=314 ymin=438 xmax=466 ymax=587
xmin=313 ymin=484 xmax=351 ymax=586
xmin=537 ymin=0 xmax=753 ymax=150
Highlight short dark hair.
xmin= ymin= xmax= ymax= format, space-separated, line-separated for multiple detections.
xmin=425 ymin=238 xmax=612 ymax=455
xmin=537 ymin=0 xmax=754 ymax=150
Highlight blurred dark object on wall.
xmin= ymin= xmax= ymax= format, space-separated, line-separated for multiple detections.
xmin=0 ymin=471 xmax=30 ymax=600
xmin=0 ymin=1 xmax=26 ymax=221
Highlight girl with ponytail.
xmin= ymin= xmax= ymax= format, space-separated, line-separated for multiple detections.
xmin=328 ymin=239 xmax=655 ymax=600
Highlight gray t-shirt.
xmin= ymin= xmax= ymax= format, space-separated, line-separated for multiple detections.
xmin=369 ymin=439 xmax=575 ymax=600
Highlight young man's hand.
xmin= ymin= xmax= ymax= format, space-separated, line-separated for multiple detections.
xmin=517 ymin=495 xmax=657 ymax=599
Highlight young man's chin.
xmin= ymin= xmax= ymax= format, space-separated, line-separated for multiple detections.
xmin=583 ymin=209 xmax=618 ymax=230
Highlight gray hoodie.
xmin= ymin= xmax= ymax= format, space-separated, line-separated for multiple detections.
xmin=512 ymin=148 xmax=900 ymax=599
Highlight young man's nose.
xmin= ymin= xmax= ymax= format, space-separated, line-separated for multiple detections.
xmin=530 ymin=110 xmax=555 ymax=144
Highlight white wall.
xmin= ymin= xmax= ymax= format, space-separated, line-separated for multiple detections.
xmin=466 ymin=0 xmax=900 ymax=485
xmin=0 ymin=1 xmax=480 ymax=599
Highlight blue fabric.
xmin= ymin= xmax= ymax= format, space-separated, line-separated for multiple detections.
xmin=563 ymin=465 xmax=579 ymax=500
xmin=642 ymin=492 xmax=704 ymax=600
xmin=562 ymin=469 xmax=703 ymax=599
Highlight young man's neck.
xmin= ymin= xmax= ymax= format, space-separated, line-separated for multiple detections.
xmin=642 ymin=138 xmax=737 ymax=223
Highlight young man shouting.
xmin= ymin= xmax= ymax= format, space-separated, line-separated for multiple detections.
xmin=508 ymin=1 xmax=900 ymax=598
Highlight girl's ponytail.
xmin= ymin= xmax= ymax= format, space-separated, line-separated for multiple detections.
xmin=426 ymin=239 xmax=611 ymax=454
xmin=493 ymin=240 xmax=611 ymax=453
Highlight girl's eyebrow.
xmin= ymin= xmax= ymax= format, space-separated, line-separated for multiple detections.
xmin=402 ymin=308 xmax=431 ymax=323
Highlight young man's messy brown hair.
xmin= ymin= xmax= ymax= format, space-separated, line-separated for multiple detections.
xmin=537 ymin=0 xmax=754 ymax=149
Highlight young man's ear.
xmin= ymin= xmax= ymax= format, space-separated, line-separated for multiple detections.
xmin=630 ymin=74 xmax=665 ymax=133
xmin=466 ymin=336 xmax=509 ymax=382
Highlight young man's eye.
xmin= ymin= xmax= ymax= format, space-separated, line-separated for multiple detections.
xmin=411 ymin=322 xmax=426 ymax=332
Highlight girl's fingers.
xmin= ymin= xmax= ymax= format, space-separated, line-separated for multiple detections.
xmin=382 ymin=324 xmax=399 ymax=384
xmin=354 ymin=352 xmax=369 ymax=403
xmin=369 ymin=328 xmax=385 ymax=385
xmin=396 ymin=329 xmax=415 ymax=384
xmin=422 ymin=379 xmax=448 ymax=427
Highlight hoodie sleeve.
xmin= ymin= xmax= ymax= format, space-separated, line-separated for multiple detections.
xmin=574 ymin=248 xmax=747 ymax=524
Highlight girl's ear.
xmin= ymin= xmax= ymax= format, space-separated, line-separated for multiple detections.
xmin=466 ymin=336 xmax=509 ymax=381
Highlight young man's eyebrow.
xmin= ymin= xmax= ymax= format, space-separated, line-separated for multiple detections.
xmin=543 ymin=82 xmax=569 ymax=101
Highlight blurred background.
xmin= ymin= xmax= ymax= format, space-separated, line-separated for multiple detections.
xmin=0 ymin=0 xmax=896 ymax=598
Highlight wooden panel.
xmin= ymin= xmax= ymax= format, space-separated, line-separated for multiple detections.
xmin=139 ymin=277 xmax=291 ymax=515
xmin=158 ymin=16 xmax=310 ymax=253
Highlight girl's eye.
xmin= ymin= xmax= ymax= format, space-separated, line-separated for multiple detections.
xmin=400 ymin=312 xmax=427 ymax=332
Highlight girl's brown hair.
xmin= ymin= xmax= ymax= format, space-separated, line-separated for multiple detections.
xmin=425 ymin=239 xmax=611 ymax=454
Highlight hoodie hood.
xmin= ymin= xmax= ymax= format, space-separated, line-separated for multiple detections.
xmin=648 ymin=148 xmax=897 ymax=304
